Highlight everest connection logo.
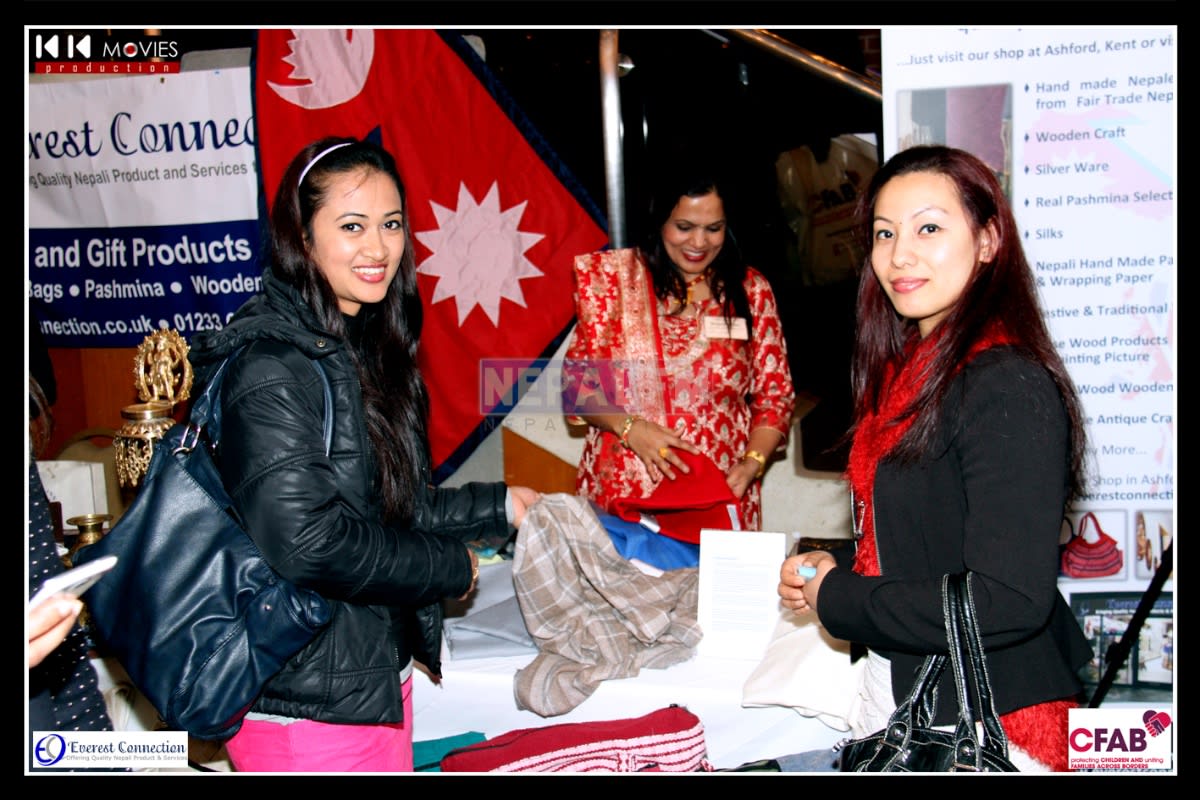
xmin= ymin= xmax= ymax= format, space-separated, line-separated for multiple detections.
xmin=30 ymin=29 xmax=181 ymax=75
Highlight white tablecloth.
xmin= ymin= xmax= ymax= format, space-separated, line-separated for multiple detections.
xmin=411 ymin=649 xmax=845 ymax=770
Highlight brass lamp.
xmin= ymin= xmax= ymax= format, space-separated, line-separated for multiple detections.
xmin=113 ymin=329 xmax=193 ymax=489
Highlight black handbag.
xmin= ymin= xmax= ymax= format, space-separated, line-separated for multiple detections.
xmin=837 ymin=573 xmax=1019 ymax=772
xmin=73 ymin=350 xmax=334 ymax=741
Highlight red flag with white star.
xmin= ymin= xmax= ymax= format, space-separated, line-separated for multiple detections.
xmin=255 ymin=29 xmax=608 ymax=477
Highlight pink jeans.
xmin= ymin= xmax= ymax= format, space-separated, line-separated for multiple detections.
xmin=226 ymin=677 xmax=414 ymax=772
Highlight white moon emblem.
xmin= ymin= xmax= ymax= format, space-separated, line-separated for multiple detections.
xmin=268 ymin=29 xmax=375 ymax=110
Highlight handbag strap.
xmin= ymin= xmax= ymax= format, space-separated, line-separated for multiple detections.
xmin=187 ymin=347 xmax=334 ymax=456
xmin=943 ymin=573 xmax=1010 ymax=769
xmin=848 ymin=574 xmax=1011 ymax=771
xmin=1077 ymin=511 xmax=1105 ymax=540
xmin=850 ymin=638 xmax=948 ymax=769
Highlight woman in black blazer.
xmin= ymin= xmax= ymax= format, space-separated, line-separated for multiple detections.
xmin=779 ymin=145 xmax=1091 ymax=772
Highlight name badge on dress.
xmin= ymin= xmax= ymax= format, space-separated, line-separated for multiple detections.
xmin=703 ymin=316 xmax=749 ymax=340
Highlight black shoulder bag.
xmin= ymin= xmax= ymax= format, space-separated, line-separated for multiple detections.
xmin=74 ymin=351 xmax=334 ymax=741
xmin=837 ymin=572 xmax=1019 ymax=772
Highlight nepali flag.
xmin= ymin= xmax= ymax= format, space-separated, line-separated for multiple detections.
xmin=254 ymin=29 xmax=608 ymax=479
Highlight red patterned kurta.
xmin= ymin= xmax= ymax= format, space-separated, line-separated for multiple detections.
xmin=564 ymin=249 xmax=795 ymax=530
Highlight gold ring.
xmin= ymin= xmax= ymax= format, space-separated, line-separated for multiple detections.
xmin=658 ymin=446 xmax=671 ymax=459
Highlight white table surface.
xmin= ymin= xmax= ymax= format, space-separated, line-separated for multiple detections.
xmin=411 ymin=648 xmax=845 ymax=770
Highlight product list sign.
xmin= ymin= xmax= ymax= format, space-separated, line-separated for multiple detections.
xmin=27 ymin=67 xmax=261 ymax=347
xmin=1021 ymin=33 xmax=1174 ymax=512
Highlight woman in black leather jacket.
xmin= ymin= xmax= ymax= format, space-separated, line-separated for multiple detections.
xmin=190 ymin=137 xmax=539 ymax=772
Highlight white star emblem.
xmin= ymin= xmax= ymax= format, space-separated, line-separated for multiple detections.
xmin=415 ymin=182 xmax=545 ymax=326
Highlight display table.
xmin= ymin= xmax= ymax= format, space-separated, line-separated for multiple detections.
xmin=93 ymin=547 xmax=847 ymax=772
xmin=410 ymin=649 xmax=845 ymax=770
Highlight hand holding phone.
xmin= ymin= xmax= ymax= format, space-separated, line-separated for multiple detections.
xmin=29 ymin=555 xmax=118 ymax=609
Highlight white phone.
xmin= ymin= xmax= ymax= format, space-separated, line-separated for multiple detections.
xmin=29 ymin=555 xmax=118 ymax=610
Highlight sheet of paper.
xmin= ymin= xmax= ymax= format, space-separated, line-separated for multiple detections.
xmin=37 ymin=460 xmax=108 ymax=522
xmin=697 ymin=529 xmax=790 ymax=660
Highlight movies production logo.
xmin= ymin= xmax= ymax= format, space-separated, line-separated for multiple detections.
xmin=30 ymin=29 xmax=181 ymax=75
xmin=479 ymin=357 xmax=711 ymax=419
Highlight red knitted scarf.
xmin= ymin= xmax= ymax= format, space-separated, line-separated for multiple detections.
xmin=844 ymin=329 xmax=1073 ymax=772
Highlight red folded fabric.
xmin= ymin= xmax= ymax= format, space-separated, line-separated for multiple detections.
xmin=439 ymin=705 xmax=713 ymax=772
xmin=612 ymin=450 xmax=742 ymax=544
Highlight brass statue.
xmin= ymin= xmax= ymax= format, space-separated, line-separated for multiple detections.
xmin=114 ymin=329 xmax=194 ymax=488
xmin=134 ymin=328 xmax=193 ymax=406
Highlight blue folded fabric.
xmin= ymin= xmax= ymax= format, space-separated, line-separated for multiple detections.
xmin=596 ymin=511 xmax=700 ymax=570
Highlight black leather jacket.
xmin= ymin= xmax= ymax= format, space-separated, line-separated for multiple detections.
xmin=190 ymin=268 xmax=512 ymax=725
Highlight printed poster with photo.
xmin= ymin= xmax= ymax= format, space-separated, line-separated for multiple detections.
xmin=1070 ymin=591 xmax=1172 ymax=690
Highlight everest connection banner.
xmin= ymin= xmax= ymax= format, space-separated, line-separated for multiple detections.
xmin=28 ymin=66 xmax=260 ymax=349
xmin=254 ymin=29 xmax=608 ymax=477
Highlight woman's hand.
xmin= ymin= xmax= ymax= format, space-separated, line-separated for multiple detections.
xmin=625 ymin=418 xmax=700 ymax=480
xmin=28 ymin=597 xmax=83 ymax=668
xmin=509 ymin=486 xmax=541 ymax=528
xmin=725 ymin=458 xmax=759 ymax=499
xmin=727 ymin=430 xmax=784 ymax=497
xmin=778 ymin=552 xmax=836 ymax=616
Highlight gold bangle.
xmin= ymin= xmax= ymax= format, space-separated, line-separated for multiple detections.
xmin=742 ymin=449 xmax=767 ymax=478
xmin=618 ymin=415 xmax=640 ymax=449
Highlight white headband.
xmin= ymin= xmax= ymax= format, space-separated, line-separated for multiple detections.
xmin=297 ymin=142 xmax=354 ymax=188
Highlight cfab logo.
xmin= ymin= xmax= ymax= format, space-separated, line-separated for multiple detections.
xmin=1068 ymin=707 xmax=1174 ymax=771
xmin=1144 ymin=709 xmax=1172 ymax=736
xmin=29 ymin=28 xmax=181 ymax=75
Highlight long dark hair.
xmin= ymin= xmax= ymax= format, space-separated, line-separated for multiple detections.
xmin=849 ymin=145 xmax=1087 ymax=501
xmin=271 ymin=136 xmax=429 ymax=522
xmin=638 ymin=169 xmax=752 ymax=328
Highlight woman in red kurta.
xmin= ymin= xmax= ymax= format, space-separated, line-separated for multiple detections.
xmin=563 ymin=170 xmax=794 ymax=530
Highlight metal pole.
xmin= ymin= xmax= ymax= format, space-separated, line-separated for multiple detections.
xmin=724 ymin=29 xmax=882 ymax=104
xmin=599 ymin=29 xmax=625 ymax=248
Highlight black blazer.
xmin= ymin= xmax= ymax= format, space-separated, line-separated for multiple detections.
xmin=819 ymin=348 xmax=1091 ymax=724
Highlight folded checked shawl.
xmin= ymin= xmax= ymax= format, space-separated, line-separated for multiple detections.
xmin=512 ymin=493 xmax=701 ymax=716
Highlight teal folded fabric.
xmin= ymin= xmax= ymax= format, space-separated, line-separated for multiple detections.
xmin=413 ymin=732 xmax=488 ymax=772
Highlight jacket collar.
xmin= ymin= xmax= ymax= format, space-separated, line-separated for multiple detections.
xmin=189 ymin=266 xmax=345 ymax=383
